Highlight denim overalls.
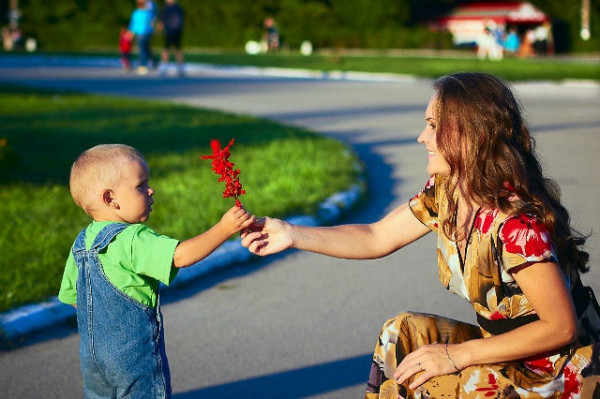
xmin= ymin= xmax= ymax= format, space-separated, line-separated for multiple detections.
xmin=73 ymin=223 xmax=171 ymax=398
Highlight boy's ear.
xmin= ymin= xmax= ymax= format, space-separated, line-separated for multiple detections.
xmin=102 ymin=189 xmax=119 ymax=209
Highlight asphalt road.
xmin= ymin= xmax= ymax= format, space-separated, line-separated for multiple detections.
xmin=1 ymin=61 xmax=599 ymax=398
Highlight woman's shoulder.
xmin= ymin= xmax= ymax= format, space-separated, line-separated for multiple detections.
xmin=495 ymin=212 xmax=555 ymax=262
xmin=409 ymin=175 xmax=446 ymax=202
xmin=408 ymin=175 xmax=445 ymax=229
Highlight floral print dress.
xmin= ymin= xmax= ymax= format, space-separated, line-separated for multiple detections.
xmin=365 ymin=176 xmax=600 ymax=399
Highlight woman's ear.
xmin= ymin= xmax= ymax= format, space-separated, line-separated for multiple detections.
xmin=102 ymin=189 xmax=119 ymax=209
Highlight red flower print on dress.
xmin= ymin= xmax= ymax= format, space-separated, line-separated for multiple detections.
xmin=201 ymin=138 xmax=246 ymax=207
xmin=499 ymin=214 xmax=554 ymax=261
xmin=489 ymin=311 xmax=507 ymax=320
xmin=473 ymin=209 xmax=499 ymax=235
xmin=424 ymin=175 xmax=435 ymax=190
xmin=562 ymin=364 xmax=581 ymax=399
xmin=475 ymin=373 xmax=500 ymax=397
xmin=525 ymin=355 xmax=554 ymax=374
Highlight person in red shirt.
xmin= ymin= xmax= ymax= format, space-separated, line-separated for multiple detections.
xmin=119 ymin=27 xmax=133 ymax=71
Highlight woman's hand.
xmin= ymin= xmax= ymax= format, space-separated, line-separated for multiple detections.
xmin=394 ymin=343 xmax=460 ymax=390
xmin=241 ymin=217 xmax=293 ymax=256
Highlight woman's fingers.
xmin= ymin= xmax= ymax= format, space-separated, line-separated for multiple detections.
xmin=241 ymin=231 xmax=263 ymax=247
xmin=394 ymin=343 xmax=456 ymax=390
xmin=394 ymin=358 xmax=421 ymax=384
xmin=408 ymin=367 xmax=434 ymax=390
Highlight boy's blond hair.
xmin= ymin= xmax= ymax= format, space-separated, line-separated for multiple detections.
xmin=70 ymin=144 xmax=146 ymax=216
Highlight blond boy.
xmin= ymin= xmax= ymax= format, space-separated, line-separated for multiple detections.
xmin=59 ymin=144 xmax=253 ymax=398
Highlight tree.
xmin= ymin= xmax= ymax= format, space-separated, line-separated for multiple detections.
xmin=8 ymin=0 xmax=597 ymax=52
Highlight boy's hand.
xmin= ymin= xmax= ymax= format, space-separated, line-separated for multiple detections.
xmin=220 ymin=206 xmax=255 ymax=236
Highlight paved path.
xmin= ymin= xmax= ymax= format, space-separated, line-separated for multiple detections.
xmin=1 ymin=61 xmax=599 ymax=398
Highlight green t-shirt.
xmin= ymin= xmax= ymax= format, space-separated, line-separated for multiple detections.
xmin=58 ymin=221 xmax=179 ymax=308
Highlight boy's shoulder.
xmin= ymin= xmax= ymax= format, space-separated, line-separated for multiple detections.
xmin=81 ymin=221 xmax=174 ymax=248
xmin=80 ymin=221 xmax=146 ymax=247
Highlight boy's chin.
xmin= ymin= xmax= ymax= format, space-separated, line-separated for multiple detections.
xmin=135 ymin=214 xmax=150 ymax=223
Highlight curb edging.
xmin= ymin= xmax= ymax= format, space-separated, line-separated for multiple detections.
xmin=0 ymin=184 xmax=364 ymax=340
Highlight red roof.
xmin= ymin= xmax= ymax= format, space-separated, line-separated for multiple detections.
xmin=438 ymin=2 xmax=549 ymax=25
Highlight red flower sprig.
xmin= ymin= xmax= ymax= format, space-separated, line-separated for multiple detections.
xmin=201 ymin=138 xmax=246 ymax=207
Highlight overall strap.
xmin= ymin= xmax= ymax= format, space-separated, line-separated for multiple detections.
xmin=91 ymin=223 xmax=130 ymax=252
xmin=72 ymin=227 xmax=88 ymax=253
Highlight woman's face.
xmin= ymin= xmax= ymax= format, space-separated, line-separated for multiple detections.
xmin=417 ymin=94 xmax=451 ymax=176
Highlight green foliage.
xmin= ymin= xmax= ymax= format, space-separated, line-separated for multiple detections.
xmin=18 ymin=0 xmax=133 ymax=49
xmin=0 ymin=137 xmax=19 ymax=181
xmin=11 ymin=0 xmax=597 ymax=53
xmin=174 ymin=52 xmax=600 ymax=81
xmin=0 ymin=85 xmax=361 ymax=313
xmin=528 ymin=0 xmax=600 ymax=52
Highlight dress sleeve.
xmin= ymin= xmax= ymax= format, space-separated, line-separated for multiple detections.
xmin=497 ymin=214 xmax=558 ymax=272
xmin=409 ymin=175 xmax=440 ymax=233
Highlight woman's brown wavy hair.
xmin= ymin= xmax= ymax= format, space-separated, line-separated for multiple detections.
xmin=433 ymin=72 xmax=589 ymax=273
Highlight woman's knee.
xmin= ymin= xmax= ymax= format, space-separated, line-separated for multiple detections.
xmin=382 ymin=311 xmax=428 ymax=329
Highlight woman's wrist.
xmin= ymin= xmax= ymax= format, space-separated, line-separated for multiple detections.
xmin=444 ymin=343 xmax=460 ymax=372
xmin=285 ymin=221 xmax=298 ymax=249
xmin=452 ymin=340 xmax=478 ymax=371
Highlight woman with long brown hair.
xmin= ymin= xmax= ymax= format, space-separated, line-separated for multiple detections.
xmin=242 ymin=72 xmax=600 ymax=397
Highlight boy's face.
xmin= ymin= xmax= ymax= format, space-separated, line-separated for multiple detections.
xmin=112 ymin=159 xmax=154 ymax=223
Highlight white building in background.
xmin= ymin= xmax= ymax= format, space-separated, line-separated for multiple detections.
xmin=433 ymin=1 xmax=549 ymax=48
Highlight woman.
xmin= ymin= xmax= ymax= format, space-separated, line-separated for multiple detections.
xmin=241 ymin=72 xmax=600 ymax=398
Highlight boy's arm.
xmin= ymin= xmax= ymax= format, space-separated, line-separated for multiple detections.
xmin=58 ymin=250 xmax=78 ymax=306
xmin=172 ymin=206 xmax=254 ymax=268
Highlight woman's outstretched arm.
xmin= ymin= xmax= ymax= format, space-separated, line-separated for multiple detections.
xmin=241 ymin=201 xmax=431 ymax=259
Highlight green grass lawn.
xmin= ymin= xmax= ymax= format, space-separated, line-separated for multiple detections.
xmin=183 ymin=51 xmax=600 ymax=82
xmin=36 ymin=49 xmax=600 ymax=81
xmin=0 ymin=85 xmax=362 ymax=314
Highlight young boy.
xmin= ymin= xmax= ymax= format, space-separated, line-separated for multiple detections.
xmin=58 ymin=144 xmax=253 ymax=398
xmin=119 ymin=27 xmax=133 ymax=71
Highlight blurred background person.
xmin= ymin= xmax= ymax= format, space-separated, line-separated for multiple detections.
xmin=518 ymin=28 xmax=536 ymax=58
xmin=119 ymin=26 xmax=133 ymax=71
xmin=128 ymin=0 xmax=156 ymax=75
xmin=477 ymin=21 xmax=503 ymax=61
xmin=262 ymin=17 xmax=279 ymax=52
xmin=533 ymin=22 xmax=551 ymax=56
xmin=503 ymin=26 xmax=520 ymax=57
xmin=157 ymin=0 xmax=185 ymax=76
